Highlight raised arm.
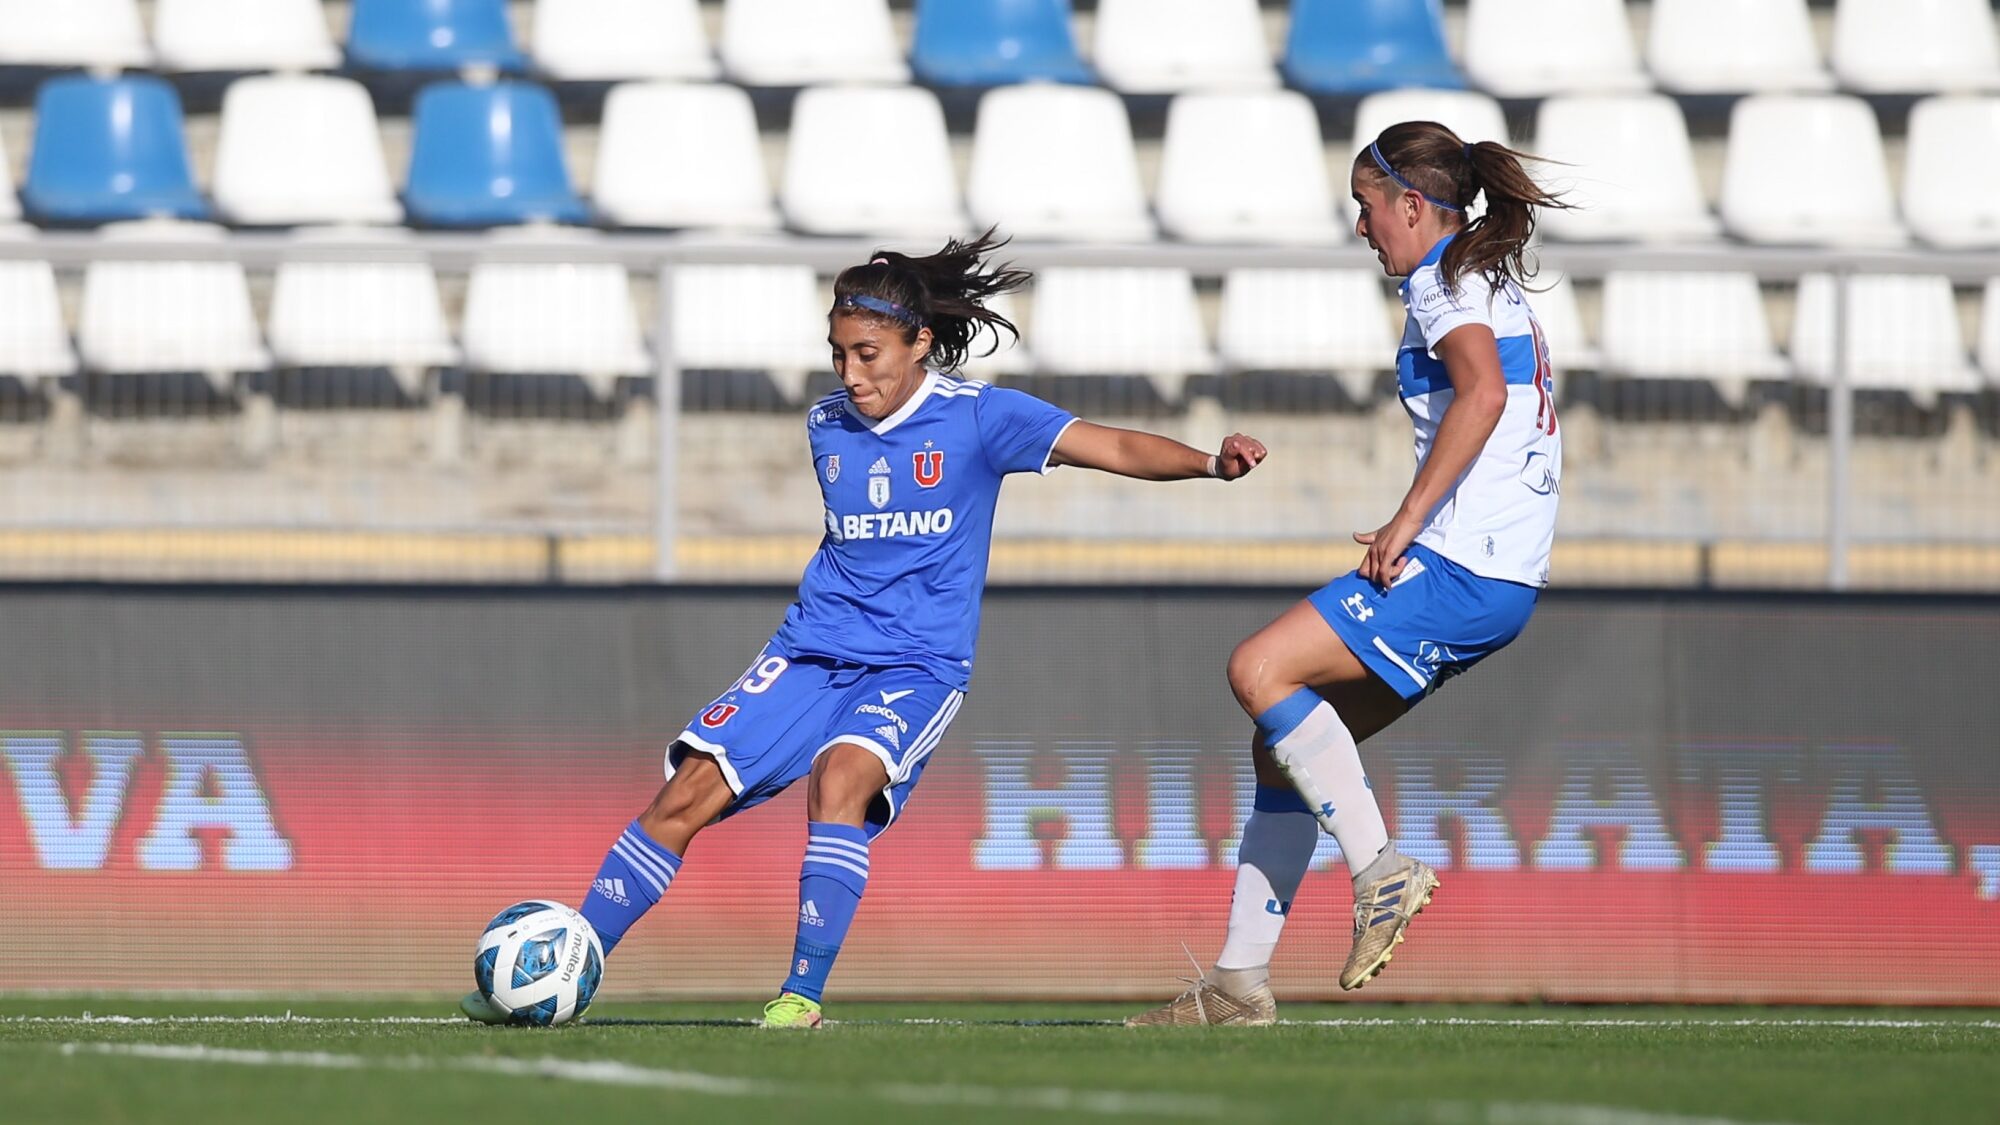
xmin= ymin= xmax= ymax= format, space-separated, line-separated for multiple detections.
xmin=1047 ymin=421 xmax=1267 ymax=481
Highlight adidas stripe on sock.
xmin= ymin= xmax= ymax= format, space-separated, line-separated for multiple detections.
xmin=578 ymin=819 xmax=683 ymax=956
xmin=782 ymin=822 xmax=871 ymax=1003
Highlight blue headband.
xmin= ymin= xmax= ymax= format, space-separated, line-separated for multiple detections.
xmin=837 ymin=293 xmax=923 ymax=327
xmin=1370 ymin=141 xmax=1463 ymax=213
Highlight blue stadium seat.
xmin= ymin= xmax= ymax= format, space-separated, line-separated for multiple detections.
xmin=22 ymin=75 xmax=207 ymax=224
xmin=347 ymin=0 xmax=525 ymax=72
xmin=403 ymin=83 xmax=586 ymax=227
xmin=911 ymin=0 xmax=1092 ymax=87
xmin=1283 ymin=0 xmax=1464 ymax=94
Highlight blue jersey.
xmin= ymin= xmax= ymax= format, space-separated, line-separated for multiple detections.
xmin=770 ymin=371 xmax=1076 ymax=689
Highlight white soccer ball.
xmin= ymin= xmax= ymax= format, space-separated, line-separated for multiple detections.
xmin=473 ymin=900 xmax=604 ymax=1026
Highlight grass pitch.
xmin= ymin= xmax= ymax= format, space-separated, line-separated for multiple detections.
xmin=3 ymin=998 xmax=1996 ymax=1125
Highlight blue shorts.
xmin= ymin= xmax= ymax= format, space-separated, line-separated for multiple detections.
xmin=1307 ymin=543 xmax=1540 ymax=704
xmin=670 ymin=646 xmax=964 ymax=838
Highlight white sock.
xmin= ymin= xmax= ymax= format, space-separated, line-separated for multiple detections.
xmin=1261 ymin=694 xmax=1390 ymax=876
xmin=1215 ymin=792 xmax=1319 ymax=973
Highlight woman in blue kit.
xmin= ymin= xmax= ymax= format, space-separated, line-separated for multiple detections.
xmin=465 ymin=232 xmax=1266 ymax=1028
xmin=1133 ymin=122 xmax=1567 ymax=1026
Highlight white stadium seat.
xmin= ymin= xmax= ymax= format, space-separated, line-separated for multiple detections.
xmin=1530 ymin=273 xmax=1598 ymax=373
xmin=953 ymin=292 xmax=1032 ymax=379
xmin=1832 ymin=0 xmax=2000 ymax=94
xmin=668 ymin=264 xmax=825 ymax=401
xmin=782 ymin=85 xmax=963 ymax=238
xmin=1463 ymin=0 xmax=1647 ymax=98
xmin=533 ymin=0 xmax=717 ymax=81
xmin=153 ymin=0 xmax=340 ymax=73
xmin=1219 ymin=269 xmax=1392 ymax=401
xmin=1980 ymin=279 xmax=2000 ymax=383
xmin=0 ymin=253 xmax=78 ymax=382
xmin=0 ymin=131 xmax=17 ymax=223
xmin=1158 ymin=91 xmax=1341 ymax=245
xmin=214 ymin=76 xmax=400 ymax=226
xmin=968 ymin=86 xmax=1153 ymax=243
xmin=462 ymin=262 xmax=651 ymax=398
xmin=1599 ymin=272 xmax=1787 ymax=401
xmin=720 ymin=0 xmax=908 ymax=86
xmin=78 ymin=223 xmax=269 ymax=389
xmin=1791 ymin=274 xmax=1979 ymax=400
xmin=1093 ymin=0 xmax=1277 ymax=93
xmin=1720 ymin=96 xmax=1905 ymax=248
xmin=1903 ymin=97 xmax=2000 ymax=250
xmin=268 ymin=232 xmax=458 ymax=396
xmin=1030 ymin=268 xmax=1213 ymax=401
xmin=594 ymin=83 xmax=779 ymax=230
xmin=1646 ymin=0 xmax=1829 ymax=94
xmin=1535 ymin=95 xmax=1718 ymax=243
xmin=0 ymin=0 xmax=149 ymax=68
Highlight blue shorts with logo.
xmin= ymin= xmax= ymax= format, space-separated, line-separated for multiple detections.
xmin=670 ymin=645 xmax=964 ymax=839
xmin=1307 ymin=543 xmax=1540 ymax=703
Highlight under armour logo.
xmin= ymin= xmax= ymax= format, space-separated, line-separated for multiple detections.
xmin=1265 ymin=898 xmax=1292 ymax=916
xmin=1317 ymin=802 xmax=1336 ymax=818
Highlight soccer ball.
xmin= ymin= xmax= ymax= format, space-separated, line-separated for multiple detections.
xmin=473 ymin=900 xmax=604 ymax=1026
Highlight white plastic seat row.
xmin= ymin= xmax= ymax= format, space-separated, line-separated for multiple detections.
xmin=544 ymin=0 xmax=908 ymax=85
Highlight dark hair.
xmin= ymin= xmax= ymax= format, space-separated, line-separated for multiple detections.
xmin=830 ymin=228 xmax=1030 ymax=373
xmin=1355 ymin=121 xmax=1569 ymax=291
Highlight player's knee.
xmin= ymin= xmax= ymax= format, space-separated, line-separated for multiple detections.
xmin=807 ymin=745 xmax=888 ymax=824
xmin=1226 ymin=638 xmax=1274 ymax=715
xmin=638 ymin=748 xmax=732 ymax=843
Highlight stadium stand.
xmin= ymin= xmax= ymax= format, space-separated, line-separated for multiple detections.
xmin=1981 ymin=280 xmax=2000 ymax=382
xmin=593 ymin=82 xmax=778 ymax=230
xmin=0 ymin=0 xmax=150 ymax=69
xmin=1156 ymin=90 xmax=1342 ymax=245
xmin=1093 ymin=0 xmax=1278 ymax=93
xmin=1645 ymin=0 xmax=1831 ymax=94
xmin=403 ymin=82 xmax=587 ymax=227
xmin=720 ymin=0 xmax=909 ymax=87
xmin=0 ymin=254 xmax=78 ymax=385
xmin=530 ymin=0 xmax=718 ymax=82
xmin=461 ymin=255 xmax=651 ymax=398
xmin=1902 ymin=96 xmax=2000 ymax=250
xmin=958 ymin=291 xmax=1034 ymax=378
xmin=1830 ymin=0 xmax=2000 ymax=94
xmin=667 ymin=264 xmax=826 ymax=401
xmin=911 ymin=0 xmax=1093 ymax=87
xmin=782 ymin=85 xmax=963 ymax=238
xmin=1598 ymin=272 xmax=1790 ymax=398
xmin=1719 ymin=95 xmax=1905 ymax=248
xmin=266 ymin=230 xmax=459 ymax=397
xmin=213 ymin=76 xmax=402 ymax=226
xmin=76 ymin=222 xmax=268 ymax=391
xmin=1528 ymin=275 xmax=1597 ymax=372
xmin=345 ymin=0 xmax=525 ymax=73
xmin=1463 ymin=0 xmax=1648 ymax=98
xmin=1217 ymin=268 xmax=1394 ymax=402
xmin=22 ymin=76 xmax=208 ymax=225
xmin=1791 ymin=274 xmax=1981 ymax=400
xmin=1029 ymin=267 xmax=1213 ymax=401
xmin=1282 ymin=0 xmax=1462 ymax=94
xmin=1534 ymin=95 xmax=1719 ymax=243
xmin=966 ymin=85 xmax=1153 ymax=243
xmin=154 ymin=0 xmax=342 ymax=73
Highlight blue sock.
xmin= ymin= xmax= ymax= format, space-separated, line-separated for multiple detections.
xmin=578 ymin=819 xmax=682 ymax=956
xmin=781 ymin=822 xmax=871 ymax=1003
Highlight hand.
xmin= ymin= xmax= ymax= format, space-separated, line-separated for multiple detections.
xmin=1354 ymin=512 xmax=1424 ymax=588
xmin=1214 ymin=433 xmax=1267 ymax=481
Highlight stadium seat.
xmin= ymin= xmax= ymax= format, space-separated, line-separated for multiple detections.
xmin=346 ymin=0 xmax=525 ymax=72
xmin=954 ymin=292 xmax=1032 ymax=379
xmin=667 ymin=265 xmax=826 ymax=401
xmin=462 ymin=258 xmax=650 ymax=398
xmin=1218 ymin=269 xmax=1393 ymax=401
xmin=1903 ymin=97 xmax=2000 ymax=250
xmin=0 ymin=255 xmax=79 ymax=382
xmin=1283 ymin=0 xmax=1461 ymax=94
xmin=967 ymin=86 xmax=1152 ymax=243
xmin=1464 ymin=0 xmax=1647 ymax=98
xmin=911 ymin=0 xmax=1093 ymax=87
xmin=404 ymin=82 xmax=586 ymax=227
xmin=153 ymin=0 xmax=342 ymax=73
xmin=782 ymin=86 xmax=963 ymax=237
xmin=0 ymin=0 xmax=149 ymax=68
xmin=1534 ymin=95 xmax=1718 ymax=243
xmin=1157 ymin=91 xmax=1342 ymax=245
xmin=0 ymin=134 xmax=18 ymax=223
xmin=1030 ymin=268 xmax=1214 ymax=401
xmin=1791 ymin=274 xmax=1979 ymax=399
xmin=214 ymin=77 xmax=401 ymax=226
xmin=531 ymin=0 xmax=717 ymax=81
xmin=593 ymin=83 xmax=778 ymax=230
xmin=22 ymin=76 xmax=207 ymax=225
xmin=268 ymin=232 xmax=458 ymax=396
xmin=1346 ymin=89 xmax=1508 ymax=227
xmin=1530 ymin=273 xmax=1598 ymax=373
xmin=1979 ymin=279 xmax=2000 ymax=382
xmin=1600 ymin=272 xmax=1787 ymax=397
xmin=1093 ymin=0 xmax=1276 ymax=94
xmin=1831 ymin=0 xmax=2000 ymax=94
xmin=1720 ymin=96 xmax=1905 ymax=248
xmin=721 ymin=0 xmax=908 ymax=85
xmin=77 ymin=223 xmax=269 ymax=388
xmin=1646 ymin=0 xmax=1829 ymax=94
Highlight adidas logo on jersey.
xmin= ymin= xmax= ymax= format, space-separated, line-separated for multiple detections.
xmin=593 ymin=877 xmax=630 ymax=907
xmin=800 ymin=900 xmax=826 ymax=927
xmin=867 ymin=457 xmax=891 ymax=475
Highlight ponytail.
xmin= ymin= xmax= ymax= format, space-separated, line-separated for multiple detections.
xmin=1358 ymin=122 xmax=1569 ymax=292
xmin=831 ymin=228 xmax=1030 ymax=373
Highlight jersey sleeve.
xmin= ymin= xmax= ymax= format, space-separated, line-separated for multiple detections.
xmin=1408 ymin=266 xmax=1497 ymax=350
xmin=974 ymin=386 xmax=1077 ymax=476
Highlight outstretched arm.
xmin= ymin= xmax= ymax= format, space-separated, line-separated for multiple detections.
xmin=1047 ymin=421 xmax=1267 ymax=481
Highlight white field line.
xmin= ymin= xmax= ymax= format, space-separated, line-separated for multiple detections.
xmin=10 ymin=1014 xmax=1997 ymax=1031
xmin=56 ymin=1042 xmax=1228 ymax=1120
xmin=1416 ymin=1103 xmax=1806 ymax=1125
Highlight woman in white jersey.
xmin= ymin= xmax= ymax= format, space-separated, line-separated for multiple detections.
xmin=1133 ymin=121 xmax=1566 ymax=1026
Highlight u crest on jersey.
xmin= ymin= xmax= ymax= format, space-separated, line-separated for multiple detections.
xmin=913 ymin=449 xmax=944 ymax=488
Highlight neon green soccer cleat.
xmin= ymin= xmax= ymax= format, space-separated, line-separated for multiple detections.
xmin=760 ymin=992 xmax=824 ymax=1029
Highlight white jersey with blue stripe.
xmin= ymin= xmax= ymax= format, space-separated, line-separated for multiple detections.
xmin=770 ymin=371 xmax=1076 ymax=690
xmin=1396 ymin=234 xmax=1561 ymax=588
